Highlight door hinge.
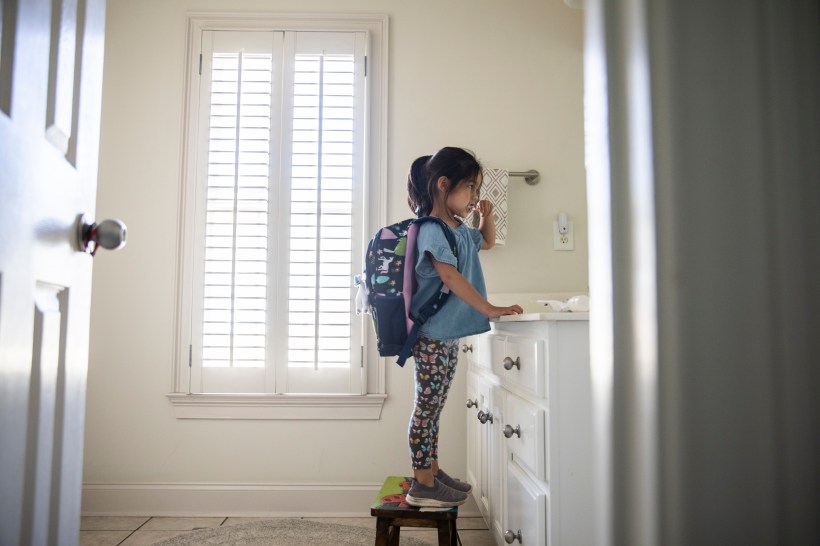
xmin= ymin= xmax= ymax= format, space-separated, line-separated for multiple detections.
xmin=360 ymin=346 xmax=364 ymax=368
xmin=188 ymin=344 xmax=193 ymax=367
xmin=364 ymin=55 xmax=367 ymax=77
xmin=198 ymin=54 xmax=203 ymax=75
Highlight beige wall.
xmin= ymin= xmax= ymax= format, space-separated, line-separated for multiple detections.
xmin=85 ymin=0 xmax=584 ymax=491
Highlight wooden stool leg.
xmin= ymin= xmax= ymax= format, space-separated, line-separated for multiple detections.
xmin=437 ymin=520 xmax=451 ymax=546
xmin=375 ymin=517 xmax=390 ymax=546
xmin=449 ymin=520 xmax=458 ymax=546
xmin=387 ymin=525 xmax=401 ymax=546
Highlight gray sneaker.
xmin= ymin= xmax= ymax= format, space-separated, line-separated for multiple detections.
xmin=405 ymin=478 xmax=469 ymax=508
xmin=436 ymin=469 xmax=472 ymax=493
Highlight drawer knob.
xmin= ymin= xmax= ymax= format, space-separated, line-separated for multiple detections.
xmin=461 ymin=344 xmax=473 ymax=353
xmin=503 ymin=356 xmax=521 ymax=370
xmin=466 ymin=398 xmax=478 ymax=408
xmin=503 ymin=424 xmax=521 ymax=438
xmin=504 ymin=529 xmax=523 ymax=544
xmin=477 ymin=410 xmax=494 ymax=424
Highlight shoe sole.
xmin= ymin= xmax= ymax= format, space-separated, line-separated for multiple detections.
xmin=405 ymin=493 xmax=468 ymax=508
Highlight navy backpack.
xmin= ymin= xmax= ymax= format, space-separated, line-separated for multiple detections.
xmin=362 ymin=216 xmax=457 ymax=366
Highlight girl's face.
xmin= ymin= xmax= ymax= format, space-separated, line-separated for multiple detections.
xmin=445 ymin=174 xmax=482 ymax=218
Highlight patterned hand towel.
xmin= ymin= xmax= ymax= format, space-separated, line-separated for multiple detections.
xmin=467 ymin=168 xmax=509 ymax=245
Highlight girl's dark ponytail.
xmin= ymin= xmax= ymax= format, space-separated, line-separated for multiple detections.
xmin=407 ymin=155 xmax=432 ymax=216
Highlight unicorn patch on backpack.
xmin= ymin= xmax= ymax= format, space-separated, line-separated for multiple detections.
xmin=377 ymin=255 xmax=394 ymax=274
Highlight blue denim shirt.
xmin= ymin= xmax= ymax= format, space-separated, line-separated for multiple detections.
xmin=410 ymin=221 xmax=490 ymax=341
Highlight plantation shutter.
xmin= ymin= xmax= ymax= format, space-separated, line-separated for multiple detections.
xmin=190 ymin=30 xmax=365 ymax=395
xmin=276 ymin=32 xmax=366 ymax=394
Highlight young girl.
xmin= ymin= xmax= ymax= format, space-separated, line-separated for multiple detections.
xmin=404 ymin=147 xmax=523 ymax=508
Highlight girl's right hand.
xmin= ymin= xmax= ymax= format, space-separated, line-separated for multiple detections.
xmin=475 ymin=199 xmax=494 ymax=218
xmin=484 ymin=304 xmax=524 ymax=318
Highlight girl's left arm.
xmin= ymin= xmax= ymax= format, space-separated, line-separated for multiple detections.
xmin=477 ymin=199 xmax=496 ymax=249
xmin=431 ymin=260 xmax=523 ymax=318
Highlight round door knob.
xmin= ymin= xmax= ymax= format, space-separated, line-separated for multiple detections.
xmin=461 ymin=344 xmax=473 ymax=353
xmin=477 ymin=410 xmax=494 ymax=424
xmin=503 ymin=356 xmax=521 ymax=370
xmin=466 ymin=398 xmax=478 ymax=408
xmin=77 ymin=214 xmax=127 ymax=256
xmin=504 ymin=529 xmax=522 ymax=544
xmin=503 ymin=424 xmax=521 ymax=438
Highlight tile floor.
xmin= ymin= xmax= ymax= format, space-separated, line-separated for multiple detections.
xmin=80 ymin=515 xmax=495 ymax=546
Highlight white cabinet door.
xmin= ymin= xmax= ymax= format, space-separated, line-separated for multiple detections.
xmin=503 ymin=391 xmax=547 ymax=481
xmin=506 ymin=461 xmax=548 ymax=546
xmin=465 ymin=374 xmax=481 ymax=492
xmin=489 ymin=384 xmax=505 ymax=539
xmin=476 ymin=378 xmax=493 ymax=516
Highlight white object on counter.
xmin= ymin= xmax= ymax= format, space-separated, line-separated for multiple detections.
xmin=566 ymin=294 xmax=590 ymax=312
xmin=539 ymin=299 xmax=569 ymax=312
xmin=536 ymin=294 xmax=590 ymax=313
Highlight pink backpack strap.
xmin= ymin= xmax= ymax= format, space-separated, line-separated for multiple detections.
xmin=403 ymin=223 xmax=419 ymax=334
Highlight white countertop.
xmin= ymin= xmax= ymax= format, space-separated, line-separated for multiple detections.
xmin=493 ymin=311 xmax=589 ymax=322
xmin=485 ymin=293 xmax=590 ymax=322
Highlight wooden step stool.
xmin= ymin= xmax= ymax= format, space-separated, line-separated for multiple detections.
xmin=370 ymin=476 xmax=460 ymax=546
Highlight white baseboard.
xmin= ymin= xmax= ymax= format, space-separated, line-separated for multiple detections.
xmin=81 ymin=482 xmax=482 ymax=518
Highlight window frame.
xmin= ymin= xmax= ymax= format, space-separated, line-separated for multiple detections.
xmin=169 ymin=12 xmax=389 ymax=419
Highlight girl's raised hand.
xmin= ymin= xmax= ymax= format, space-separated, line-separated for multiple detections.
xmin=476 ymin=199 xmax=494 ymax=218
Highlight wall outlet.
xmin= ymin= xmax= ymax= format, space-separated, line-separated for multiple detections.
xmin=553 ymin=220 xmax=575 ymax=250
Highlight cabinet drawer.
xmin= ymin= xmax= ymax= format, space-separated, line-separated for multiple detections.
xmin=503 ymin=392 xmax=547 ymax=481
xmin=492 ymin=335 xmax=546 ymax=398
xmin=506 ymin=461 xmax=548 ymax=546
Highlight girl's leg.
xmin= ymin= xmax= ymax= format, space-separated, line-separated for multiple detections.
xmin=429 ymin=339 xmax=460 ymax=469
xmin=425 ymin=339 xmax=472 ymax=493
xmin=406 ymin=337 xmax=470 ymax=507
xmin=408 ymin=337 xmax=451 ymax=485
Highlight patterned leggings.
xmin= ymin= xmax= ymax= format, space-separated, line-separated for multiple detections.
xmin=408 ymin=335 xmax=459 ymax=470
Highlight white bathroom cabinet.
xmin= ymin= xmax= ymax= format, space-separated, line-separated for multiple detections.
xmin=464 ymin=314 xmax=593 ymax=545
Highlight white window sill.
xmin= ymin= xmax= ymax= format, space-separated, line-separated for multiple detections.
xmin=166 ymin=393 xmax=387 ymax=420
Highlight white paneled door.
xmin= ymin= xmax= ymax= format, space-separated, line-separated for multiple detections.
xmin=0 ymin=0 xmax=107 ymax=544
